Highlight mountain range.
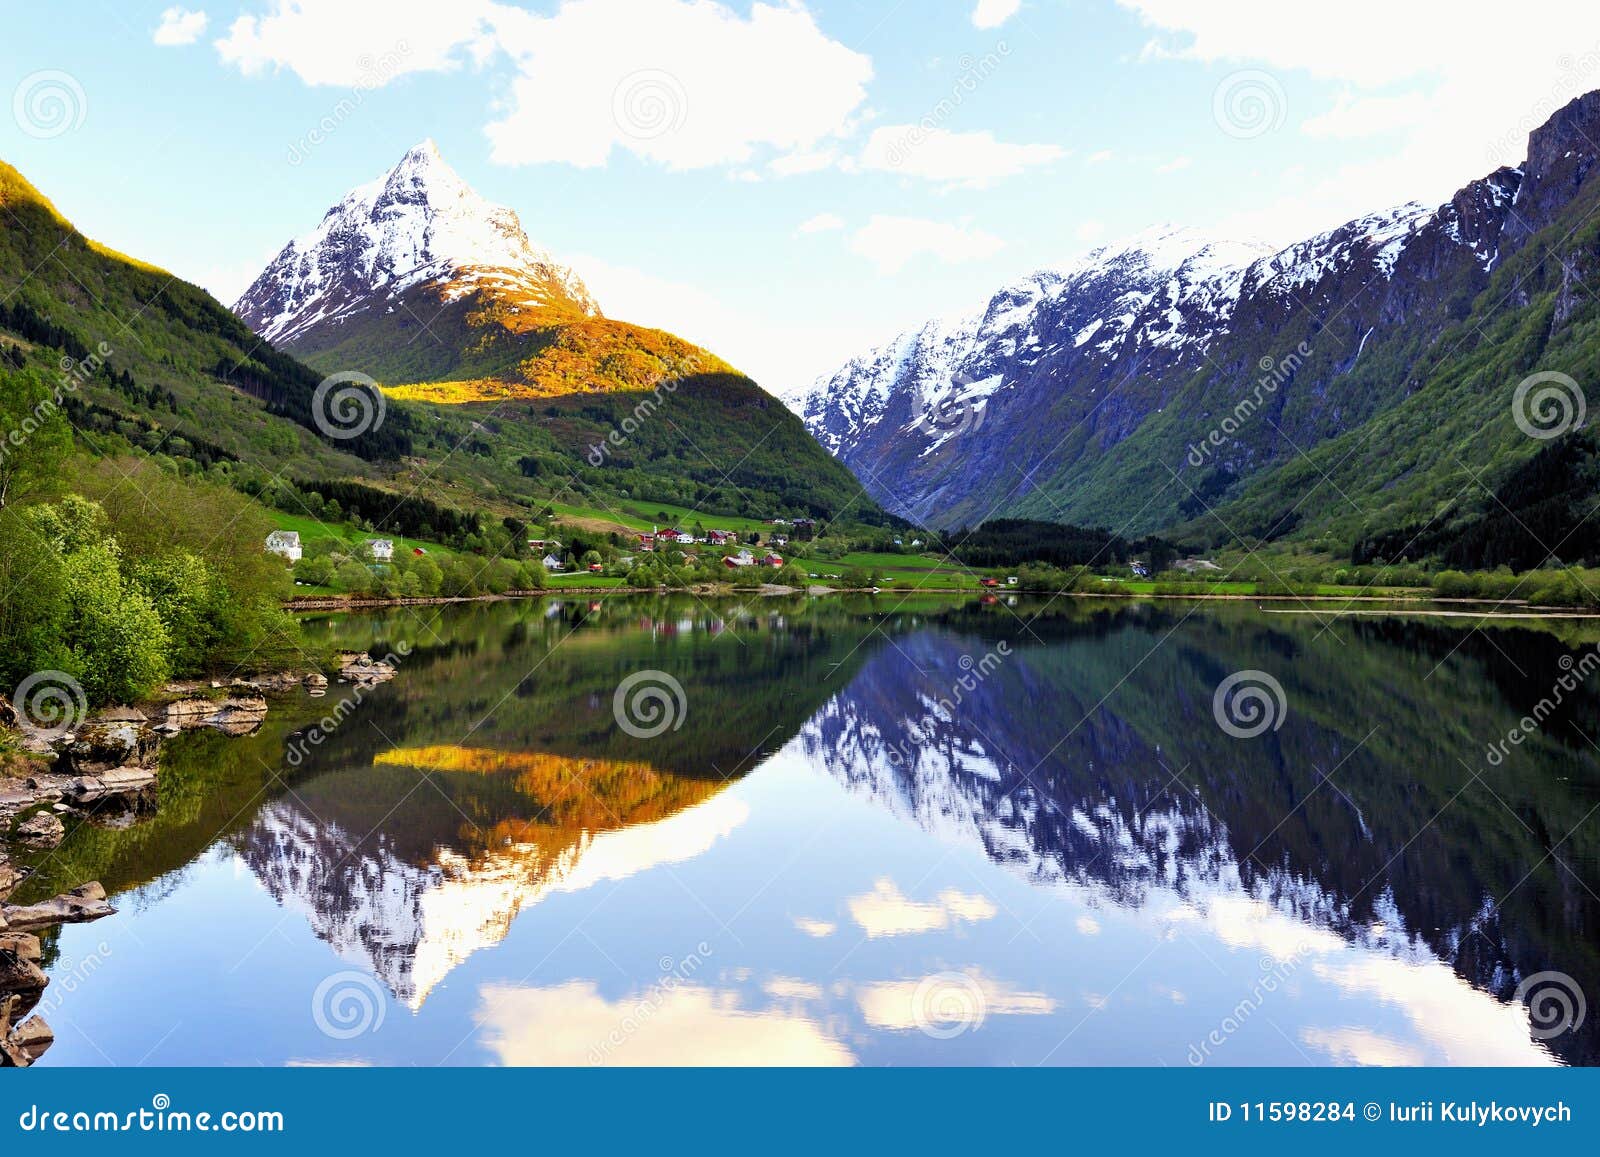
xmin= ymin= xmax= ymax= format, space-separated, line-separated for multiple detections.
xmin=789 ymin=91 xmax=1600 ymax=566
xmin=0 ymin=143 xmax=882 ymax=540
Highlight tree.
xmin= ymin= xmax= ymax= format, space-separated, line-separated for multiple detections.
xmin=0 ymin=367 xmax=72 ymax=509
xmin=61 ymin=541 xmax=171 ymax=702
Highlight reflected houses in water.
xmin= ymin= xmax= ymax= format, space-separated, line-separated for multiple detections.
xmin=789 ymin=613 xmax=1600 ymax=1065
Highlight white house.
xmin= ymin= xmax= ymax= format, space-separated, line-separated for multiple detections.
xmin=366 ymin=538 xmax=394 ymax=562
xmin=543 ymin=553 xmax=565 ymax=571
xmin=265 ymin=530 xmax=302 ymax=563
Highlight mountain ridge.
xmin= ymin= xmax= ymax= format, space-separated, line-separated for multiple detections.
xmin=791 ymin=92 xmax=1600 ymax=561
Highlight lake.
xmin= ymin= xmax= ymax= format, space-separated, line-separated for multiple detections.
xmin=15 ymin=594 xmax=1600 ymax=1066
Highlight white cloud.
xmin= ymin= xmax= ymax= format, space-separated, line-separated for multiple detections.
xmin=858 ymin=125 xmax=1064 ymax=187
xmin=770 ymin=147 xmax=839 ymax=176
xmin=1118 ymin=0 xmax=1600 ymax=238
xmin=855 ymin=969 xmax=1055 ymax=1030
xmin=797 ymin=212 xmax=845 ymax=234
xmin=1153 ymin=155 xmax=1192 ymax=174
xmin=486 ymin=0 xmax=872 ymax=170
xmin=849 ymin=215 xmax=1004 ymax=275
xmin=845 ymin=878 xmax=998 ymax=938
xmin=1085 ymin=148 xmax=1113 ymax=164
xmin=476 ymin=980 xmax=855 ymax=1065
xmin=215 ymin=0 xmax=495 ymax=84
xmin=792 ymin=916 xmax=837 ymax=938
xmin=971 ymin=0 xmax=1022 ymax=29
xmin=153 ymin=6 xmax=208 ymax=46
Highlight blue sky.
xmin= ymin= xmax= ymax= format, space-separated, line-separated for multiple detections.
xmin=4 ymin=0 xmax=1599 ymax=391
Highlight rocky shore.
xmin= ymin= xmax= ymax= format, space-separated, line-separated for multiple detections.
xmin=0 ymin=652 xmax=399 ymax=1065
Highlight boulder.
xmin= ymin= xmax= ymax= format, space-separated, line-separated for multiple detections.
xmin=161 ymin=696 xmax=267 ymax=736
xmin=1 ymin=881 xmax=114 ymax=929
xmin=65 ymin=721 xmax=160 ymax=773
xmin=7 ymin=1014 xmax=53 ymax=1065
xmin=65 ymin=766 xmax=157 ymax=806
xmin=0 ymin=696 xmax=14 ymax=728
xmin=0 ymin=947 xmax=47 ymax=991
xmin=14 ymin=811 xmax=64 ymax=850
xmin=93 ymin=706 xmax=147 ymax=724
xmin=0 ymin=933 xmax=41 ymax=963
xmin=338 ymin=652 xmax=399 ymax=685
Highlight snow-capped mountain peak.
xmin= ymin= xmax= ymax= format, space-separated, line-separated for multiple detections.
xmin=234 ymin=140 xmax=599 ymax=346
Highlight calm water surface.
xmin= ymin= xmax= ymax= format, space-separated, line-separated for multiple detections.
xmin=16 ymin=595 xmax=1600 ymax=1066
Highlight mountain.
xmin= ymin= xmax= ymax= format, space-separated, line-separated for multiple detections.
xmin=793 ymin=92 xmax=1600 ymax=564
xmin=236 ymin=139 xmax=599 ymax=349
xmin=235 ymin=141 xmax=730 ymax=401
xmin=0 ymin=156 xmax=408 ymax=468
xmin=232 ymin=141 xmax=886 ymax=525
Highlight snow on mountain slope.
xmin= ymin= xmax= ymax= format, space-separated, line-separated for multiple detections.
xmin=790 ymin=154 xmax=1539 ymax=529
xmin=234 ymin=139 xmax=598 ymax=346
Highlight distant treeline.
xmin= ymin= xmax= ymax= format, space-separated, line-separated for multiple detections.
xmin=948 ymin=518 xmax=1178 ymax=570
xmin=293 ymin=478 xmax=483 ymax=545
xmin=213 ymin=347 xmax=414 ymax=462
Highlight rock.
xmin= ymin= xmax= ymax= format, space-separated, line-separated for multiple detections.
xmin=1 ymin=880 xmax=114 ymax=929
xmin=0 ymin=696 xmax=14 ymax=728
xmin=337 ymin=652 xmax=399 ymax=685
xmin=7 ymin=1015 xmax=53 ymax=1065
xmin=304 ymin=673 xmax=329 ymax=691
xmin=0 ymin=933 xmax=41 ymax=963
xmin=93 ymin=706 xmax=147 ymax=724
xmin=14 ymin=811 xmax=64 ymax=850
xmin=66 ymin=766 xmax=157 ymax=806
xmin=161 ymin=696 xmax=267 ymax=736
xmin=0 ymin=947 xmax=47 ymax=991
xmin=66 ymin=721 xmax=160 ymax=773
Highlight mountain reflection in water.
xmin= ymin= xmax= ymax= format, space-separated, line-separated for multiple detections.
xmin=27 ymin=597 xmax=1600 ymax=1066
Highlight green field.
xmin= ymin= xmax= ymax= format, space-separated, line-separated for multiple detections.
xmin=264 ymin=510 xmax=460 ymax=562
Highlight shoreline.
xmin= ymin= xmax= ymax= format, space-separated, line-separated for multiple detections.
xmin=282 ymin=587 xmax=1589 ymax=617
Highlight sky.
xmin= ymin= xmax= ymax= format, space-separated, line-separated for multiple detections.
xmin=5 ymin=0 xmax=1600 ymax=394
